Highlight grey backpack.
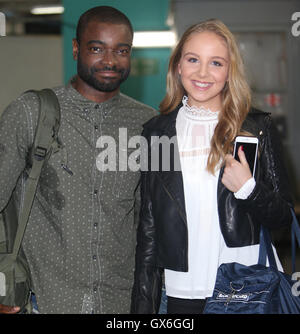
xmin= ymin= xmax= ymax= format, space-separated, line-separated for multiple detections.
xmin=0 ymin=89 xmax=60 ymax=313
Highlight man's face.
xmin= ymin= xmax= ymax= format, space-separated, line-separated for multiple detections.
xmin=73 ymin=21 xmax=132 ymax=93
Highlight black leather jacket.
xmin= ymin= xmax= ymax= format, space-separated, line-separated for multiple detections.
xmin=131 ymin=106 xmax=293 ymax=314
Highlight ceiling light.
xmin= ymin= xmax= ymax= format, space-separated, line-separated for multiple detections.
xmin=31 ymin=6 xmax=64 ymax=15
xmin=133 ymin=31 xmax=177 ymax=48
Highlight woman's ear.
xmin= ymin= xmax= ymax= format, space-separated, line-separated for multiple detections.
xmin=177 ymin=62 xmax=182 ymax=76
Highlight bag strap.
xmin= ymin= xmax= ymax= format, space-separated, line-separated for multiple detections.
xmin=258 ymin=226 xmax=277 ymax=269
xmin=258 ymin=207 xmax=300 ymax=272
xmin=12 ymin=89 xmax=60 ymax=260
xmin=291 ymin=208 xmax=300 ymax=273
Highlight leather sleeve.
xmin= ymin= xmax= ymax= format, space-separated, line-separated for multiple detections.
xmin=131 ymin=128 xmax=162 ymax=314
xmin=239 ymin=115 xmax=293 ymax=229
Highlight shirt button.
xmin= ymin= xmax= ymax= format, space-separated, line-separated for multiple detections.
xmin=92 ymin=255 xmax=97 ymax=260
xmin=94 ymin=124 xmax=99 ymax=130
xmin=94 ymin=190 xmax=98 ymax=195
xmin=94 ymin=222 xmax=98 ymax=228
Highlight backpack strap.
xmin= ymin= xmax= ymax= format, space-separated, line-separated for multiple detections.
xmin=12 ymin=89 xmax=61 ymax=259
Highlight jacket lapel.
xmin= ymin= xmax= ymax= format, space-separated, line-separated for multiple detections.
xmin=156 ymin=108 xmax=187 ymax=223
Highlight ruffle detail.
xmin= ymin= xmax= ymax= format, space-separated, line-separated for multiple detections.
xmin=181 ymin=96 xmax=219 ymax=121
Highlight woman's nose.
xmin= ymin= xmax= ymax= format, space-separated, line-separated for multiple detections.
xmin=198 ymin=63 xmax=208 ymax=77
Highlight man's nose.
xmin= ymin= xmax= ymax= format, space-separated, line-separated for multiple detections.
xmin=101 ymin=49 xmax=117 ymax=65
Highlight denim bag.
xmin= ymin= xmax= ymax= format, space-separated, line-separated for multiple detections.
xmin=204 ymin=208 xmax=300 ymax=314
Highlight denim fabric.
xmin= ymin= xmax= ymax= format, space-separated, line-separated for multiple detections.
xmin=31 ymin=293 xmax=39 ymax=314
xmin=158 ymin=287 xmax=167 ymax=314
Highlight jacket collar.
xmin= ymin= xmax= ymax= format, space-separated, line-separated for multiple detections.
xmin=144 ymin=104 xmax=182 ymax=137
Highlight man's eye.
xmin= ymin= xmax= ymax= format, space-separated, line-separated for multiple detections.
xmin=116 ymin=49 xmax=130 ymax=55
xmin=90 ymin=47 xmax=103 ymax=53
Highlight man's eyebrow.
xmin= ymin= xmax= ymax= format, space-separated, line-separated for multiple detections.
xmin=87 ymin=40 xmax=132 ymax=48
xmin=87 ymin=40 xmax=105 ymax=45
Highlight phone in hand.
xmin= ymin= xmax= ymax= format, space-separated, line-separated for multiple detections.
xmin=233 ymin=136 xmax=259 ymax=176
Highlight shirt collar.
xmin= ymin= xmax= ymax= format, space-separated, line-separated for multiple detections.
xmin=65 ymin=79 xmax=121 ymax=115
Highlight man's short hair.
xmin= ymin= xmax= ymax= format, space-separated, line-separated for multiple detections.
xmin=76 ymin=6 xmax=133 ymax=43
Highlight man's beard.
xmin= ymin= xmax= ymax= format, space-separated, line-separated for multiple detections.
xmin=77 ymin=56 xmax=130 ymax=93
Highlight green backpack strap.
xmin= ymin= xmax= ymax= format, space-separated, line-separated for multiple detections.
xmin=12 ymin=88 xmax=61 ymax=260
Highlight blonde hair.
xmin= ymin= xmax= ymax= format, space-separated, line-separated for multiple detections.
xmin=159 ymin=19 xmax=252 ymax=174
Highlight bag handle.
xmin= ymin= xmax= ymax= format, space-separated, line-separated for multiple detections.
xmin=258 ymin=207 xmax=300 ymax=272
xmin=291 ymin=208 xmax=300 ymax=273
xmin=258 ymin=226 xmax=277 ymax=268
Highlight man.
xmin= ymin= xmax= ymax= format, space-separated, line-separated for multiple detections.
xmin=0 ymin=6 xmax=156 ymax=314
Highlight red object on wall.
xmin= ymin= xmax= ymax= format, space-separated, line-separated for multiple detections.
xmin=264 ymin=93 xmax=281 ymax=107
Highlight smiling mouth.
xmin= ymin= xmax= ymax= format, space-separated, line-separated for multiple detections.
xmin=92 ymin=66 xmax=121 ymax=76
xmin=95 ymin=71 xmax=119 ymax=79
xmin=193 ymin=81 xmax=213 ymax=88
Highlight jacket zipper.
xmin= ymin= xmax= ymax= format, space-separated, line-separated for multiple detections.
xmin=161 ymin=182 xmax=187 ymax=225
xmin=246 ymin=213 xmax=255 ymax=244
xmin=161 ymin=182 xmax=189 ymax=272
xmin=152 ymin=276 xmax=158 ymax=313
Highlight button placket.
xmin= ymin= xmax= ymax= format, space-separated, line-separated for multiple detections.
xmin=92 ymin=106 xmax=104 ymax=313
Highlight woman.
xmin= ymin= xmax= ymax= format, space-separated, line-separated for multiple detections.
xmin=131 ymin=19 xmax=293 ymax=314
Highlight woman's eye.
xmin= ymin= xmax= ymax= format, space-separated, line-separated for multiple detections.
xmin=212 ymin=60 xmax=222 ymax=66
xmin=187 ymin=57 xmax=198 ymax=63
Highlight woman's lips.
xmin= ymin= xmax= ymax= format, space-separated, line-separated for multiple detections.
xmin=192 ymin=81 xmax=213 ymax=90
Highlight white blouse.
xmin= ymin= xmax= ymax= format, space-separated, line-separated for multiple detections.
xmin=164 ymin=97 xmax=282 ymax=300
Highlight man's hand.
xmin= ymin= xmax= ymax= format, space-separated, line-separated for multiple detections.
xmin=222 ymin=146 xmax=252 ymax=193
xmin=0 ymin=304 xmax=20 ymax=314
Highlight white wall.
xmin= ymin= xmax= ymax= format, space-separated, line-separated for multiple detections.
xmin=0 ymin=35 xmax=63 ymax=114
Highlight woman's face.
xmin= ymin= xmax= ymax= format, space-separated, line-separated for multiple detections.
xmin=178 ymin=31 xmax=229 ymax=111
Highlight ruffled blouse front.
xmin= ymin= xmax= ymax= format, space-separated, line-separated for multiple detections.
xmin=164 ymin=97 xmax=282 ymax=299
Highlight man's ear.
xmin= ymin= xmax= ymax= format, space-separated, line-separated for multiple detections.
xmin=72 ymin=38 xmax=79 ymax=60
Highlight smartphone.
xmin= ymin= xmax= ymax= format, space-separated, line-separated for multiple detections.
xmin=233 ymin=136 xmax=259 ymax=176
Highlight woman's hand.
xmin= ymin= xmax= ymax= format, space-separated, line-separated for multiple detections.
xmin=221 ymin=146 xmax=252 ymax=193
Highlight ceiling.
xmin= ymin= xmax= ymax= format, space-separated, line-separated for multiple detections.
xmin=0 ymin=0 xmax=63 ymax=34
xmin=0 ymin=0 xmax=62 ymax=14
